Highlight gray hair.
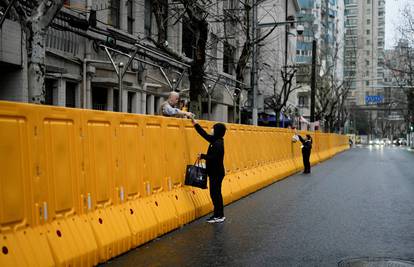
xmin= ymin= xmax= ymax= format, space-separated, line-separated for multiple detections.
xmin=168 ymin=91 xmax=179 ymax=100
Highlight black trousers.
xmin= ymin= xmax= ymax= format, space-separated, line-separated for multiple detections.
xmin=209 ymin=175 xmax=224 ymax=217
xmin=302 ymin=150 xmax=311 ymax=173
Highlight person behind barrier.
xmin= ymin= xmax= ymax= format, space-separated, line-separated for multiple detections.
xmin=295 ymin=130 xmax=312 ymax=174
xmin=191 ymin=117 xmax=226 ymax=224
xmin=160 ymin=91 xmax=194 ymax=118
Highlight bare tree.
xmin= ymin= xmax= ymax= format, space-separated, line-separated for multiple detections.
xmin=385 ymin=4 xmax=414 ymax=128
xmin=1 ymin=0 xmax=65 ymax=103
xmin=311 ymin=38 xmax=352 ymax=132
xmin=263 ymin=68 xmax=300 ymax=125
xmin=223 ymin=0 xmax=284 ymax=122
xmin=150 ymin=0 xmax=209 ymax=116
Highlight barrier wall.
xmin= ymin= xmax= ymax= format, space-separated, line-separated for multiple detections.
xmin=0 ymin=101 xmax=349 ymax=266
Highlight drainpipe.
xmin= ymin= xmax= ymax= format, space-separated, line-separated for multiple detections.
xmin=83 ymin=0 xmax=93 ymax=109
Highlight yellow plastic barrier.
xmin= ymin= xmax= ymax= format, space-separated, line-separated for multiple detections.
xmin=0 ymin=102 xmax=56 ymax=267
xmin=113 ymin=114 xmax=158 ymax=248
xmin=81 ymin=110 xmax=132 ymax=262
xmin=163 ymin=118 xmax=196 ymax=226
xmin=142 ymin=116 xmax=179 ymax=236
xmin=0 ymin=101 xmax=349 ymax=266
xmin=39 ymin=106 xmax=99 ymax=266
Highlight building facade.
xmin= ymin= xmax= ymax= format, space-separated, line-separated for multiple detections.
xmin=257 ymin=0 xmax=301 ymax=124
xmin=0 ymin=0 xmax=248 ymax=123
xmin=344 ymin=0 xmax=386 ymax=105
xmin=295 ymin=0 xmax=345 ymax=124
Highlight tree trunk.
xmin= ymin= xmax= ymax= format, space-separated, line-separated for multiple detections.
xmin=23 ymin=0 xmax=65 ymax=104
xmin=28 ymin=22 xmax=47 ymax=103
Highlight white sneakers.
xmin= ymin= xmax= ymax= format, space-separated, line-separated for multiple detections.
xmin=206 ymin=216 xmax=226 ymax=223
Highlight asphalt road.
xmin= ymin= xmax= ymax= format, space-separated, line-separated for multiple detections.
xmin=104 ymin=146 xmax=414 ymax=267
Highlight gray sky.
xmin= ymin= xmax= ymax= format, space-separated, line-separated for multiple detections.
xmin=385 ymin=0 xmax=412 ymax=49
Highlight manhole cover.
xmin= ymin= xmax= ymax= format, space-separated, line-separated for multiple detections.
xmin=338 ymin=258 xmax=414 ymax=267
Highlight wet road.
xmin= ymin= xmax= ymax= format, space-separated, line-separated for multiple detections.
xmin=104 ymin=146 xmax=414 ymax=267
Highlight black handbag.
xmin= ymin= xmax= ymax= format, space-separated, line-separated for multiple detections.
xmin=184 ymin=159 xmax=208 ymax=189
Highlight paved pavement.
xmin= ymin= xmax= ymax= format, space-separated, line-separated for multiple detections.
xmin=104 ymin=146 xmax=414 ymax=267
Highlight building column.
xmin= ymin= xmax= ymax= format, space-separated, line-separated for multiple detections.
xmin=107 ymin=88 xmax=114 ymax=111
xmin=141 ymin=92 xmax=147 ymax=114
xmin=86 ymin=76 xmax=92 ymax=109
xmin=122 ymin=89 xmax=128 ymax=112
xmin=56 ymin=78 xmax=66 ymax=106
xmin=134 ymin=92 xmax=141 ymax=114
xmin=120 ymin=0 xmax=127 ymax=31
xmin=212 ymin=104 xmax=228 ymax=122
xmin=147 ymin=94 xmax=155 ymax=115
xmin=156 ymin=97 xmax=164 ymax=115
xmin=75 ymin=83 xmax=81 ymax=108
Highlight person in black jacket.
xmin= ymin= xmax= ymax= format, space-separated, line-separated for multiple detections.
xmin=296 ymin=132 xmax=312 ymax=174
xmin=191 ymin=117 xmax=226 ymax=223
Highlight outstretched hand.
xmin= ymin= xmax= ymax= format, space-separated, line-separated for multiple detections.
xmin=191 ymin=116 xmax=198 ymax=126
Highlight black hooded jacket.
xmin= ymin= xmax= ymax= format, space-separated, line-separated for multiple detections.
xmin=298 ymin=135 xmax=312 ymax=153
xmin=194 ymin=123 xmax=226 ymax=177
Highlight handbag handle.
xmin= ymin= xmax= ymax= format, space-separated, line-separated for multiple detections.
xmin=194 ymin=157 xmax=204 ymax=167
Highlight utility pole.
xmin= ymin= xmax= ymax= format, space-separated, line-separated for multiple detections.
xmin=285 ymin=0 xmax=288 ymax=68
xmin=251 ymin=0 xmax=258 ymax=125
xmin=310 ymin=39 xmax=317 ymax=122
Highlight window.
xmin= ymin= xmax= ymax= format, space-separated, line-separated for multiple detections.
xmin=45 ymin=79 xmax=56 ymax=105
xmin=110 ymin=0 xmax=120 ymax=28
xmin=127 ymin=91 xmax=135 ymax=113
xmin=113 ymin=90 xmax=119 ymax=112
xmin=367 ymin=19 xmax=370 ymax=25
xmin=298 ymin=96 xmax=306 ymax=107
xmin=367 ymin=0 xmax=370 ymax=4
xmin=366 ymin=29 xmax=370 ymax=35
xmin=366 ymin=81 xmax=370 ymax=86
xmin=346 ymin=29 xmax=357 ymax=35
xmin=66 ymin=82 xmax=77 ymax=108
xmin=92 ymin=87 xmax=108 ymax=111
xmin=345 ymin=0 xmax=356 ymax=5
xmin=296 ymin=50 xmax=300 ymax=55
xmin=209 ymin=34 xmax=218 ymax=70
xmin=127 ymin=0 xmax=134 ymax=34
xmin=182 ymin=17 xmax=194 ymax=58
xmin=366 ymin=50 xmax=370 ymax=56
xmin=223 ymin=42 xmax=235 ymax=74
xmin=144 ymin=0 xmax=152 ymax=36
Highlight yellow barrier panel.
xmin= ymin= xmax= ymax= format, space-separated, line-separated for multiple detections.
xmin=269 ymin=128 xmax=289 ymax=181
xmin=0 ymin=102 xmax=55 ymax=267
xmin=222 ymin=124 xmax=241 ymax=204
xmin=38 ymin=106 xmax=99 ymax=266
xmin=163 ymin=118 xmax=196 ymax=226
xmin=142 ymin=116 xmax=180 ymax=236
xmin=114 ymin=114 xmax=158 ymax=248
xmin=0 ymin=101 xmax=350 ymax=266
xmin=229 ymin=125 xmax=253 ymax=198
xmin=80 ymin=110 xmax=132 ymax=262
